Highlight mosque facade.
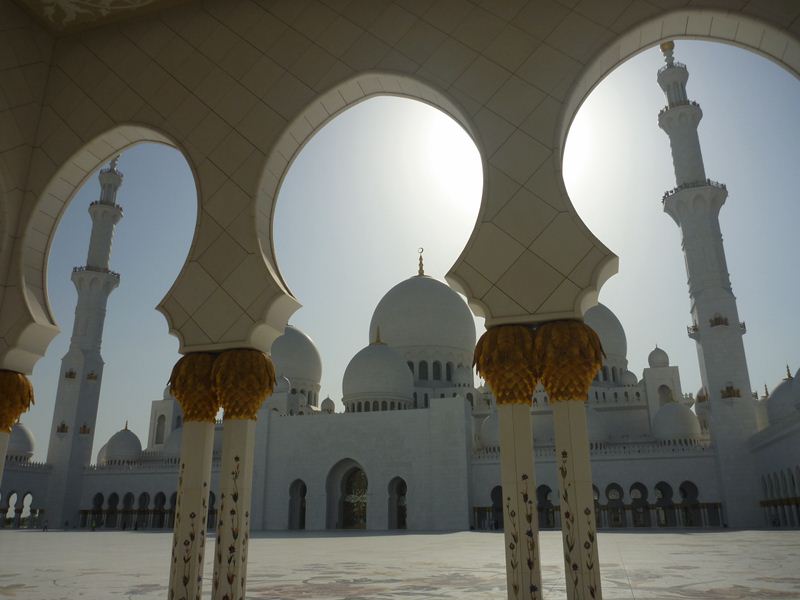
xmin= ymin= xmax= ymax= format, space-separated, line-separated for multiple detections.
xmin=2 ymin=45 xmax=800 ymax=534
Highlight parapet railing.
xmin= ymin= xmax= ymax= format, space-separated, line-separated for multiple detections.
xmin=662 ymin=179 xmax=726 ymax=202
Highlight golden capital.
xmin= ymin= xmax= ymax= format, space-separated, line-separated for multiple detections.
xmin=533 ymin=320 xmax=603 ymax=403
xmin=169 ymin=353 xmax=219 ymax=422
xmin=0 ymin=370 xmax=34 ymax=432
xmin=213 ymin=349 xmax=276 ymax=420
xmin=473 ymin=325 xmax=538 ymax=405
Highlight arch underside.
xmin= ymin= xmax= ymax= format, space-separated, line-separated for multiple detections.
xmin=2 ymin=1 xmax=799 ymax=371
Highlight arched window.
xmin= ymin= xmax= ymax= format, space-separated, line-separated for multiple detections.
xmin=381 ymin=400 xmax=387 ymax=411
xmin=679 ymin=481 xmax=701 ymax=527
xmin=466 ymin=393 xmax=474 ymax=407
xmin=289 ymin=479 xmax=307 ymax=530
xmin=364 ymin=402 xmax=370 ymax=412
xmin=611 ymin=366 xmax=618 ymax=382
xmin=432 ymin=361 xmax=442 ymax=380
xmin=658 ymin=385 xmax=674 ymax=406
xmin=390 ymin=401 xmax=395 ymax=410
xmin=372 ymin=400 xmax=379 ymax=411
xmin=175 ymin=415 xmax=182 ymax=429
xmin=446 ymin=362 xmax=454 ymax=382
xmin=388 ymin=477 xmax=408 ymax=530
xmin=419 ymin=361 xmax=429 ymax=380
xmin=602 ymin=366 xmax=609 ymax=381
xmin=424 ymin=393 xmax=429 ymax=408
xmin=155 ymin=414 xmax=166 ymax=444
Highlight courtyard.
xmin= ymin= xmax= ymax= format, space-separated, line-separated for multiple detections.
xmin=1 ymin=529 xmax=798 ymax=599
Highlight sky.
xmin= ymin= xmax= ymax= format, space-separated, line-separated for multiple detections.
xmin=24 ymin=40 xmax=800 ymax=461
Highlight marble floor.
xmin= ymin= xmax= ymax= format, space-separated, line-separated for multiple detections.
xmin=0 ymin=529 xmax=798 ymax=599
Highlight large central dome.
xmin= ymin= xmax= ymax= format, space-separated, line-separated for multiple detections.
xmin=369 ymin=275 xmax=476 ymax=354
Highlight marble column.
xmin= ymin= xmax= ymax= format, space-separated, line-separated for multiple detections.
xmin=535 ymin=319 xmax=604 ymax=600
xmin=474 ymin=325 xmax=542 ymax=600
xmin=167 ymin=420 xmax=215 ymax=600
xmin=210 ymin=349 xmax=275 ymax=600
xmin=498 ymin=403 xmax=543 ymax=600
xmin=166 ymin=353 xmax=219 ymax=600
xmin=553 ymin=400 xmax=601 ymax=600
xmin=212 ymin=419 xmax=256 ymax=599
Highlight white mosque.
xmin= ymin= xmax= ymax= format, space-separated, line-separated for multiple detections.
xmin=2 ymin=46 xmax=800 ymax=533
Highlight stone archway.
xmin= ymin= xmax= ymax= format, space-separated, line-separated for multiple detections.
xmin=325 ymin=457 xmax=368 ymax=530
xmin=1 ymin=124 xmax=192 ymax=374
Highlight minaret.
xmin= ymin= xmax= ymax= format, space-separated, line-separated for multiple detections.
xmin=656 ymin=42 xmax=759 ymax=526
xmin=45 ymin=158 xmax=125 ymax=528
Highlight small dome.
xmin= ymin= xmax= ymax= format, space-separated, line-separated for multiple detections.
xmin=648 ymin=346 xmax=670 ymax=368
xmin=584 ymin=303 xmax=627 ymax=361
xmin=766 ymin=377 xmax=800 ymax=424
xmin=104 ymin=426 xmax=142 ymax=462
xmin=275 ymin=376 xmax=290 ymax=393
xmin=321 ymin=397 xmax=335 ymax=413
xmin=369 ymin=275 xmax=476 ymax=355
xmin=621 ymin=370 xmax=638 ymax=386
xmin=586 ymin=406 xmax=608 ymax=442
xmin=343 ymin=341 xmax=414 ymax=402
xmin=8 ymin=422 xmax=35 ymax=459
xmin=271 ymin=325 xmax=322 ymax=385
xmin=652 ymin=402 xmax=701 ymax=440
xmin=480 ymin=412 xmax=499 ymax=448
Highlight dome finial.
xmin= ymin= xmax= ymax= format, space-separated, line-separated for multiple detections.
xmin=786 ymin=364 xmax=792 ymax=380
xmin=764 ymin=383 xmax=769 ymax=397
xmin=417 ymin=247 xmax=424 ymax=276
xmin=124 ymin=420 xmax=128 ymax=430
xmin=372 ymin=326 xmax=385 ymax=345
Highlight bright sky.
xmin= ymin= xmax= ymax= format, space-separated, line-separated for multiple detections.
xmin=24 ymin=40 xmax=800 ymax=461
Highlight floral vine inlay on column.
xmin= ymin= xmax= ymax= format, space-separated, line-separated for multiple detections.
xmin=520 ymin=474 xmax=540 ymax=600
xmin=214 ymin=455 xmax=242 ymax=599
xmin=505 ymin=493 xmax=520 ymax=599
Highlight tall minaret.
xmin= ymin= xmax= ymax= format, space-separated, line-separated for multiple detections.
xmin=656 ymin=42 xmax=759 ymax=526
xmin=45 ymin=158 xmax=125 ymax=528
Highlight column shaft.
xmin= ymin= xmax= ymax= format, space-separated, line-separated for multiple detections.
xmin=212 ymin=419 xmax=257 ymax=600
xmin=168 ymin=420 xmax=215 ymax=600
xmin=498 ymin=403 xmax=543 ymax=600
xmin=552 ymin=400 xmax=602 ymax=600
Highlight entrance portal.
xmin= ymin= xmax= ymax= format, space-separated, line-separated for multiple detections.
xmin=341 ymin=469 xmax=368 ymax=530
xmin=388 ymin=477 xmax=407 ymax=530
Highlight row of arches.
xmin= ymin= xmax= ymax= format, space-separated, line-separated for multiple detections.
xmin=476 ymin=480 xmax=719 ymax=530
xmin=407 ymin=360 xmax=456 ymax=383
xmin=290 ymin=462 xmax=408 ymax=531
xmin=0 ymin=491 xmax=42 ymax=529
xmin=345 ymin=400 xmax=410 ymax=413
xmin=761 ymin=467 xmax=800 ymax=528
xmin=78 ymin=490 xmax=203 ymax=531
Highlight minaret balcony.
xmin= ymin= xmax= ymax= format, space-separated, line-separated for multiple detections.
xmin=658 ymin=99 xmax=699 ymax=116
xmin=657 ymin=60 xmax=686 ymax=75
xmin=662 ymin=179 xmax=726 ymax=203
xmin=687 ymin=324 xmax=699 ymax=339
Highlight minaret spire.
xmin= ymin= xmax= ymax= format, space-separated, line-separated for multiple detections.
xmin=46 ymin=157 xmax=126 ymax=528
xmin=656 ymin=42 xmax=758 ymax=527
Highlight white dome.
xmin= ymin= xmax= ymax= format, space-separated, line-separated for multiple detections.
xmin=621 ymin=370 xmax=638 ymax=386
xmin=8 ymin=422 xmax=34 ymax=459
xmin=369 ymin=275 xmax=476 ymax=354
xmin=652 ymin=402 xmax=701 ymax=440
xmin=96 ymin=442 xmax=108 ymax=464
xmin=766 ymin=377 xmax=800 ymax=424
xmin=586 ymin=406 xmax=608 ymax=442
xmin=584 ymin=303 xmax=627 ymax=360
xmin=104 ymin=426 xmax=142 ymax=462
xmin=271 ymin=325 xmax=322 ymax=385
xmin=343 ymin=341 xmax=414 ymax=402
xmin=321 ymin=397 xmax=335 ymax=413
xmin=648 ymin=346 xmax=670 ymax=368
xmin=480 ymin=412 xmax=499 ymax=447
